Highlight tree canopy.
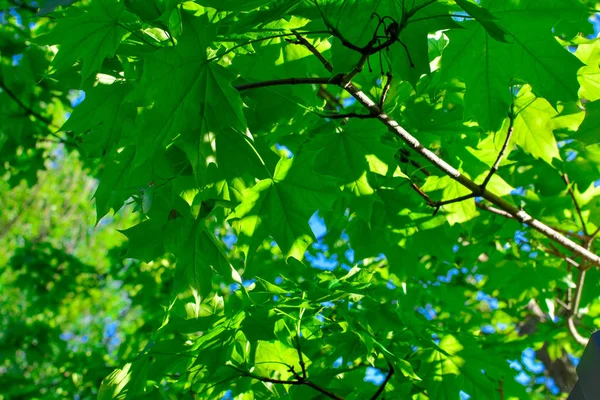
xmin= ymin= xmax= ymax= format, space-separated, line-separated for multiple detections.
xmin=2 ymin=0 xmax=600 ymax=398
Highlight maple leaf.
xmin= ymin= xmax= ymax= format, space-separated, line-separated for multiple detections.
xmin=40 ymin=0 xmax=133 ymax=81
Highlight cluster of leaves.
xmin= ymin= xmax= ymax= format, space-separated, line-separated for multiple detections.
xmin=3 ymin=0 xmax=600 ymax=398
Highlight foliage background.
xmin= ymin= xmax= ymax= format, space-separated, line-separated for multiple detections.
xmin=2 ymin=0 xmax=600 ymax=399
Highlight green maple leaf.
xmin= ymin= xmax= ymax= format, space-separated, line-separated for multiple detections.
xmin=119 ymin=220 xmax=166 ymax=262
xmin=180 ymin=127 xmax=269 ymax=187
xmin=442 ymin=0 xmax=585 ymax=132
xmin=61 ymin=82 xmax=133 ymax=157
xmin=169 ymin=220 xmax=233 ymax=297
xmin=453 ymin=0 xmax=508 ymax=42
xmin=511 ymin=85 xmax=561 ymax=164
xmin=196 ymin=0 xmax=277 ymax=11
xmin=230 ymin=155 xmax=338 ymax=260
xmin=309 ymin=119 xmax=399 ymax=183
xmin=133 ymin=11 xmax=246 ymax=165
xmin=94 ymin=146 xmax=138 ymax=221
xmin=40 ymin=0 xmax=132 ymax=81
xmin=254 ymin=340 xmax=307 ymax=379
xmin=578 ymin=100 xmax=600 ymax=145
xmin=576 ymin=39 xmax=600 ymax=102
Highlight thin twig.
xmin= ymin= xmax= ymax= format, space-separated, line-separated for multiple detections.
xmin=563 ymin=173 xmax=588 ymax=236
xmin=236 ymin=76 xmax=342 ymax=91
xmin=369 ymin=362 xmax=394 ymax=400
xmin=118 ymin=23 xmax=159 ymax=49
xmin=567 ymin=268 xmax=588 ymax=345
xmin=228 ymin=365 xmax=301 ymax=385
xmin=296 ymin=298 xmax=307 ymax=379
xmin=209 ymin=31 xmax=330 ymax=62
xmin=291 ymin=30 xmax=333 ymax=72
xmin=566 ymin=235 xmax=593 ymax=345
xmin=541 ymin=244 xmax=580 ymax=269
xmin=0 ymin=80 xmax=56 ymax=127
xmin=410 ymin=182 xmax=435 ymax=206
xmin=481 ymin=106 xmax=515 ymax=189
xmin=434 ymin=194 xmax=475 ymax=208
xmin=498 ymin=379 xmax=505 ymax=400
xmin=317 ymin=86 xmax=342 ymax=110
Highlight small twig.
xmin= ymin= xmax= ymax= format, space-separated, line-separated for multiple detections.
xmin=498 ymin=379 xmax=505 ymax=400
xmin=410 ymin=182 xmax=435 ymax=206
xmin=118 ymin=23 xmax=159 ymax=49
xmin=228 ymin=365 xmax=300 ymax=385
xmin=291 ymin=30 xmax=333 ymax=72
xmin=433 ymin=194 xmax=475 ymax=208
xmin=369 ymin=362 xmax=394 ymax=400
xmin=567 ymin=268 xmax=588 ymax=345
xmin=235 ymin=75 xmax=343 ymax=91
xmin=420 ymin=107 xmax=514 ymax=209
xmin=296 ymin=297 xmax=307 ymax=379
xmin=397 ymin=39 xmax=414 ymax=67
xmin=590 ymin=226 xmax=600 ymax=240
xmin=317 ymin=86 xmax=342 ymax=110
xmin=542 ymin=244 xmax=580 ymax=269
xmin=566 ymin=234 xmax=594 ymax=345
xmin=210 ymin=31 xmax=330 ymax=62
xmin=0 ymin=80 xmax=56 ymax=128
xmin=481 ymin=105 xmax=515 ymax=189
xmin=563 ymin=173 xmax=588 ymax=236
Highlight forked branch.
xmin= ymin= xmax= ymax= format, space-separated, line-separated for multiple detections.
xmin=234 ymin=30 xmax=600 ymax=268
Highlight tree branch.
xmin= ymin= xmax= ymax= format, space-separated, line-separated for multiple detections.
xmin=369 ymin=362 xmax=394 ymax=400
xmin=336 ymin=80 xmax=600 ymax=268
xmin=238 ymin=29 xmax=600 ymax=268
